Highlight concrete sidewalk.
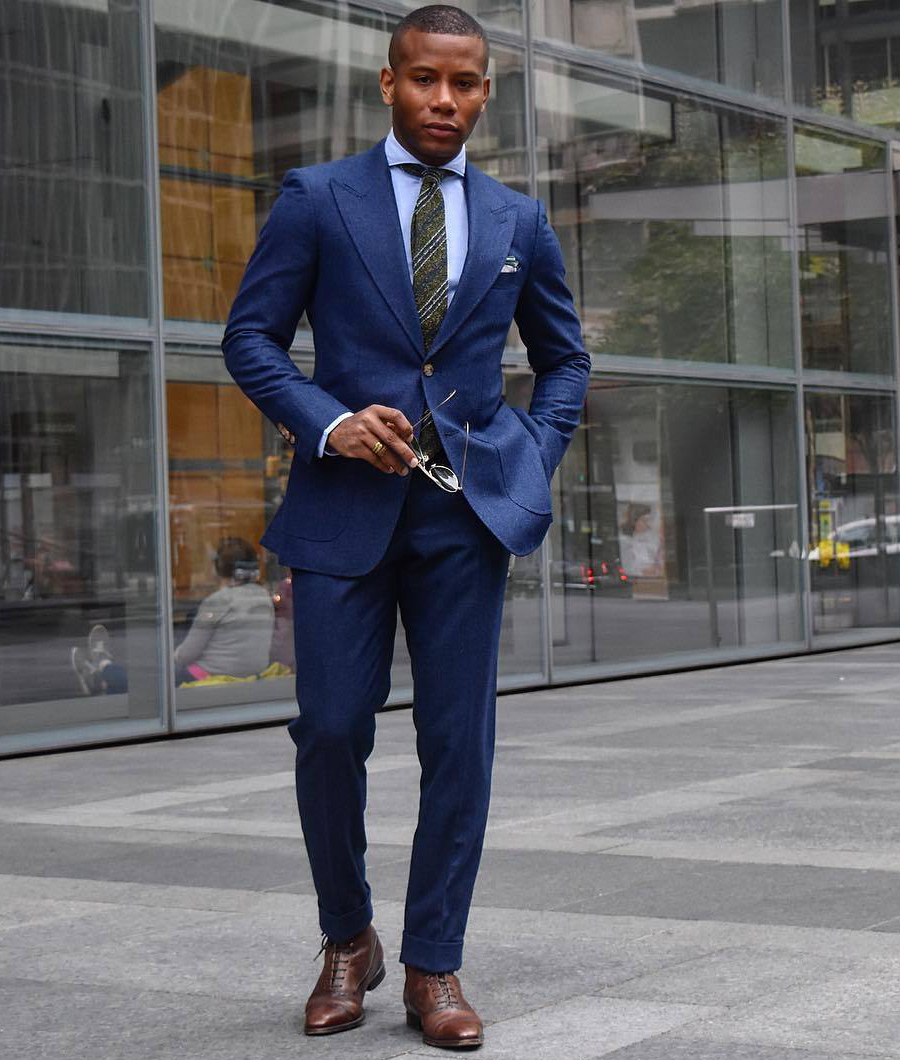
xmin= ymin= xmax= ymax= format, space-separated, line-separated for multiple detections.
xmin=3 ymin=644 xmax=900 ymax=1059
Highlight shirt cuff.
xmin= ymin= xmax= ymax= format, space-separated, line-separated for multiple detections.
xmin=318 ymin=411 xmax=354 ymax=457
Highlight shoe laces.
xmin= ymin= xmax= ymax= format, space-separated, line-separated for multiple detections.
xmin=314 ymin=931 xmax=354 ymax=990
xmin=426 ymin=971 xmax=459 ymax=1009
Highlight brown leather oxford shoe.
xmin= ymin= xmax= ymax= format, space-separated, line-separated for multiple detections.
xmin=304 ymin=923 xmax=385 ymax=1035
xmin=403 ymin=965 xmax=484 ymax=1049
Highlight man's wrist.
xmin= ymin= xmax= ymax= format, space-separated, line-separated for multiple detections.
xmin=318 ymin=411 xmax=354 ymax=457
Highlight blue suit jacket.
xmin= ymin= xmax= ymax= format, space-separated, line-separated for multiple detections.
xmin=222 ymin=139 xmax=590 ymax=576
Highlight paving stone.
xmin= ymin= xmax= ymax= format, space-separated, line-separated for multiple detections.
xmin=558 ymin=859 xmax=900 ymax=929
xmin=405 ymin=995 xmax=720 ymax=1058
xmin=596 ymin=945 xmax=857 ymax=1006
xmin=798 ymin=756 xmax=900 ymax=772
xmin=0 ymin=823 xmax=403 ymax=893
xmin=587 ymin=786 xmax=900 ymax=853
xmin=601 ymin=1037 xmax=885 ymax=1059
xmin=0 ymin=977 xmax=415 ymax=1060
xmin=680 ymin=966 xmax=900 ymax=1057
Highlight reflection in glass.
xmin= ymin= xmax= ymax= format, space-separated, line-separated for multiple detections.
xmin=791 ymin=0 xmax=900 ymax=131
xmin=497 ymin=371 xmax=546 ymax=679
xmin=0 ymin=0 xmax=149 ymax=316
xmin=155 ymin=1 xmax=526 ymax=323
xmin=166 ymin=350 xmax=293 ymax=713
xmin=399 ymin=0 xmax=523 ymax=33
xmin=165 ymin=353 xmax=545 ymax=715
xmin=806 ymin=391 xmax=900 ymax=639
xmin=795 ymin=126 xmax=891 ymax=374
xmin=0 ymin=338 xmax=161 ymax=737
xmin=533 ymin=0 xmax=783 ymax=98
xmin=550 ymin=381 xmax=803 ymax=672
xmin=535 ymin=60 xmax=792 ymax=368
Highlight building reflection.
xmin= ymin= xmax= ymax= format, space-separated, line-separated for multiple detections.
xmin=3 ymin=0 xmax=900 ymax=752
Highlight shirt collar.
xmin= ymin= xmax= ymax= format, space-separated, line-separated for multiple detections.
xmin=385 ymin=127 xmax=466 ymax=177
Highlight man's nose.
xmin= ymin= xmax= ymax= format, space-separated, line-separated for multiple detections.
xmin=430 ymin=81 xmax=456 ymax=112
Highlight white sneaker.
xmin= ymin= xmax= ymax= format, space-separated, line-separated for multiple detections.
xmin=70 ymin=646 xmax=98 ymax=695
xmin=87 ymin=623 xmax=112 ymax=664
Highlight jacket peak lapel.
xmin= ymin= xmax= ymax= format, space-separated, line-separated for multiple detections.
xmin=330 ymin=143 xmax=423 ymax=354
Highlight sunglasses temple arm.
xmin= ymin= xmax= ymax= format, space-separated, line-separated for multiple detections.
xmin=460 ymin=421 xmax=469 ymax=490
xmin=410 ymin=408 xmax=431 ymax=433
xmin=410 ymin=389 xmax=458 ymax=432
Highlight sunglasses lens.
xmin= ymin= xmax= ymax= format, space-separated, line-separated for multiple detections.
xmin=431 ymin=465 xmax=459 ymax=491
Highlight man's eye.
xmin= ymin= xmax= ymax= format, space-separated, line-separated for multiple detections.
xmin=416 ymin=76 xmax=432 ymax=84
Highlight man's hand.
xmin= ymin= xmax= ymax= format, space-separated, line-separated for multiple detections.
xmin=276 ymin=405 xmax=418 ymax=473
xmin=328 ymin=405 xmax=418 ymax=474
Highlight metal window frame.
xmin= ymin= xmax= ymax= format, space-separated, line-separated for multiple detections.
xmin=782 ymin=0 xmax=815 ymax=653
xmin=141 ymin=0 xmax=179 ymax=733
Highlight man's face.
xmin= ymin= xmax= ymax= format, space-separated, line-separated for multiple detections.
xmin=380 ymin=28 xmax=490 ymax=166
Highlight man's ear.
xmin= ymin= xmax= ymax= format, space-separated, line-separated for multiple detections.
xmin=481 ymin=75 xmax=491 ymax=112
xmin=379 ymin=66 xmax=395 ymax=106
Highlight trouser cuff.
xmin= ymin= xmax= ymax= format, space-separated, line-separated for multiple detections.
xmin=318 ymin=894 xmax=373 ymax=942
xmin=399 ymin=930 xmax=463 ymax=972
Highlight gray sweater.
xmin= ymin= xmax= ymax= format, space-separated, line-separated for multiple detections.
xmin=174 ymin=583 xmax=275 ymax=677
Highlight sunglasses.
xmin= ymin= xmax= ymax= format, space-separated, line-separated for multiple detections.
xmin=408 ymin=389 xmax=469 ymax=493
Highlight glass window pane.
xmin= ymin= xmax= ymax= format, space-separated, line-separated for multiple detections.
xmin=550 ymin=381 xmax=803 ymax=673
xmin=398 ymin=0 xmax=523 ymax=34
xmin=155 ymin=1 xmax=527 ymax=324
xmin=0 ymin=338 xmax=163 ymax=744
xmin=796 ymin=125 xmax=892 ymax=375
xmin=166 ymin=353 xmax=545 ymax=719
xmin=499 ymin=370 xmax=548 ymax=679
xmin=533 ymin=0 xmax=784 ymax=99
xmin=791 ymin=0 xmax=900 ymax=132
xmin=806 ymin=391 xmax=900 ymax=641
xmin=166 ymin=349 xmax=291 ymax=716
xmin=535 ymin=60 xmax=793 ymax=368
xmin=0 ymin=0 xmax=149 ymax=317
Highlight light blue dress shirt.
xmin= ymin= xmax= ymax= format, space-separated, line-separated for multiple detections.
xmin=317 ymin=129 xmax=468 ymax=457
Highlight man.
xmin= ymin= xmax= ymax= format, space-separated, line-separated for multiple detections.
xmin=222 ymin=4 xmax=589 ymax=1049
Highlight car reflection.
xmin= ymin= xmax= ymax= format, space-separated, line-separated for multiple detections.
xmin=503 ymin=555 xmax=633 ymax=598
xmin=550 ymin=558 xmax=631 ymax=594
xmin=808 ymin=515 xmax=900 ymax=566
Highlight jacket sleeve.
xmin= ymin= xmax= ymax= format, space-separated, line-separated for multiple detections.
xmin=221 ymin=168 xmax=352 ymax=464
xmin=512 ymin=200 xmax=591 ymax=479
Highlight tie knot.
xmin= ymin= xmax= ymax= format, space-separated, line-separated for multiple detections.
xmin=399 ymin=162 xmax=450 ymax=184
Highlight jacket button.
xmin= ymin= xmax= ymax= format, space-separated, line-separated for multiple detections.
xmin=422 ymin=363 xmax=434 ymax=376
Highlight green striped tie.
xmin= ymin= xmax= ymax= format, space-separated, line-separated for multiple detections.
xmin=400 ymin=163 xmax=451 ymax=462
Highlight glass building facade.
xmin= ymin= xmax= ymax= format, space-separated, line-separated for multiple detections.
xmin=3 ymin=0 xmax=900 ymax=754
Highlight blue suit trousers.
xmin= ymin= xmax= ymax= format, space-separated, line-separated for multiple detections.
xmin=287 ymin=469 xmax=510 ymax=972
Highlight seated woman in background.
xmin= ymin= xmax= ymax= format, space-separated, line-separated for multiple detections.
xmin=71 ymin=537 xmax=276 ymax=694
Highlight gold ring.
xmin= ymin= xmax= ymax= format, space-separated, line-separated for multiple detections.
xmin=371 ymin=440 xmax=385 ymax=456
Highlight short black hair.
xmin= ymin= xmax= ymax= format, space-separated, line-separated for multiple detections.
xmin=388 ymin=4 xmax=489 ymax=73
